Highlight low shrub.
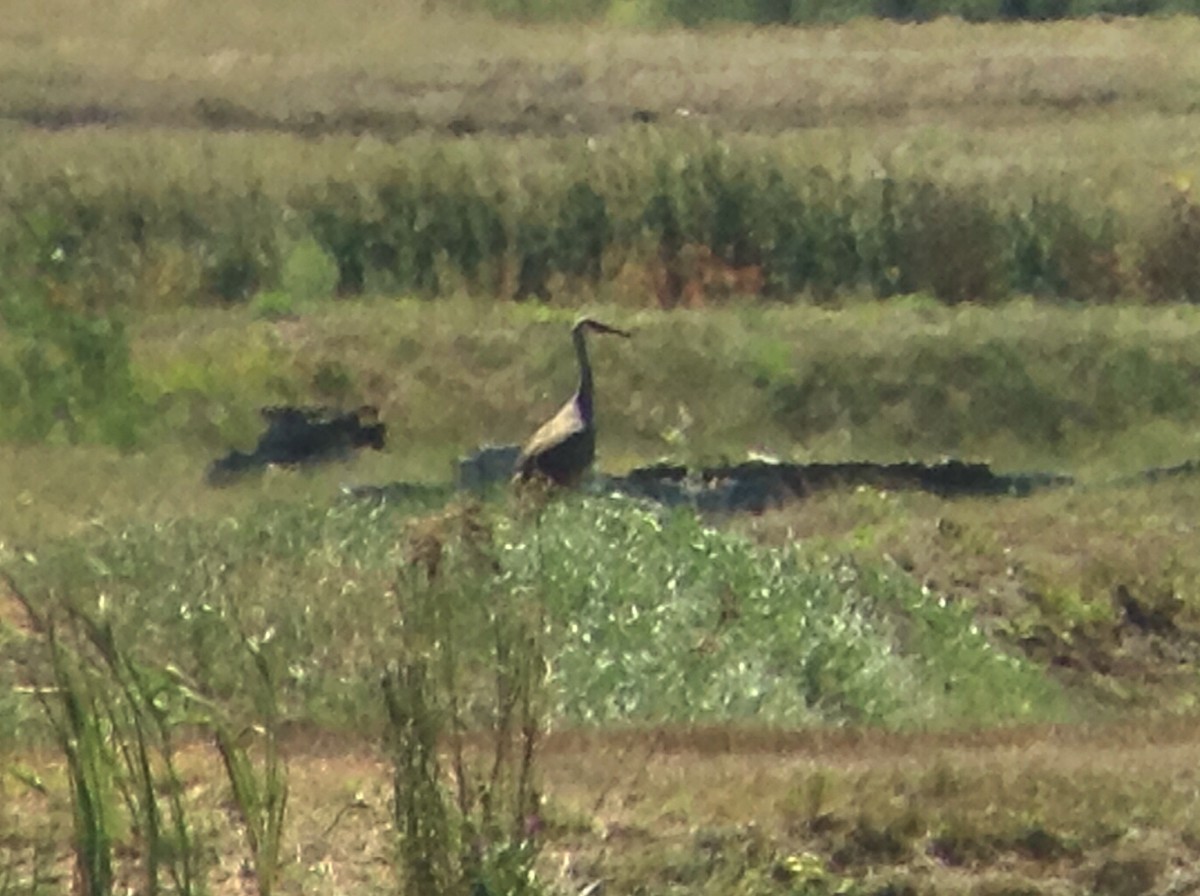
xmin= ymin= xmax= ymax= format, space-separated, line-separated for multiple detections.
xmin=1139 ymin=188 xmax=1200 ymax=303
xmin=0 ymin=286 xmax=145 ymax=448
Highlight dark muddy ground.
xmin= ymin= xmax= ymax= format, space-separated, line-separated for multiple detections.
xmin=603 ymin=457 xmax=1076 ymax=512
xmin=225 ymin=417 xmax=1200 ymax=517
xmin=207 ymin=404 xmax=386 ymax=485
xmin=443 ymin=442 xmax=1076 ymax=511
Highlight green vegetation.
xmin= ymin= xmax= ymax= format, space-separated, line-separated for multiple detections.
xmin=7 ymin=577 xmax=213 ymax=896
xmin=0 ymin=287 xmax=145 ymax=447
xmin=1 ymin=496 xmax=1065 ymax=742
xmin=12 ymin=298 xmax=1200 ymax=478
xmin=3 ymin=3 xmax=1200 ymax=313
xmin=9 ymin=478 xmax=1200 ymax=893
xmin=0 ymin=490 xmax=1068 ymax=893
xmin=0 ymin=134 xmax=1182 ymax=309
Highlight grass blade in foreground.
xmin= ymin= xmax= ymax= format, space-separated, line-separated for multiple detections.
xmin=4 ymin=574 xmax=200 ymax=896
xmin=384 ymin=501 xmax=547 ymax=896
xmin=167 ymin=636 xmax=290 ymax=896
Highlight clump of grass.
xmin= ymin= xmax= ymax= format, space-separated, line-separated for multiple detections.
xmin=4 ymin=572 xmax=208 ymax=896
xmin=0 ymin=284 xmax=145 ymax=449
xmin=182 ymin=637 xmax=290 ymax=896
xmin=384 ymin=500 xmax=546 ymax=895
xmin=0 ymin=173 xmax=282 ymax=311
xmin=1139 ymin=185 xmax=1200 ymax=303
xmin=4 ymin=566 xmax=294 ymax=896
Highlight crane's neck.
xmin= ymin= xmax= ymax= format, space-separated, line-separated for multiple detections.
xmin=573 ymin=326 xmax=594 ymax=423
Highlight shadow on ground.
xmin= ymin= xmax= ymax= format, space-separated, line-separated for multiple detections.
xmin=208 ymin=412 xmax=1200 ymax=517
xmin=206 ymin=404 xmax=386 ymax=485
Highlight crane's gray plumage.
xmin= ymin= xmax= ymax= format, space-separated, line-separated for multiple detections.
xmin=514 ymin=317 xmax=631 ymax=488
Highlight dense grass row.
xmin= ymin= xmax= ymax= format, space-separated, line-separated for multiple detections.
xmin=464 ymin=0 xmax=1200 ymax=27
xmin=4 ymin=132 xmax=1198 ymax=316
xmin=1 ymin=496 xmax=1066 ymax=744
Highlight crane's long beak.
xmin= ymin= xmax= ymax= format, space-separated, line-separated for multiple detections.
xmin=593 ymin=322 xmax=632 ymax=338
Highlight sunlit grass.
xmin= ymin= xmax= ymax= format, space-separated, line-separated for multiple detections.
xmin=0 ymin=482 xmax=1090 ymax=889
xmin=3 ymin=3 xmax=1199 ymax=134
xmin=739 ymin=474 xmax=1200 ymax=713
xmin=126 ymin=297 xmax=1200 ymax=474
xmin=2 ymin=493 xmax=1069 ymax=743
xmin=8 ymin=719 xmax=1200 ymax=895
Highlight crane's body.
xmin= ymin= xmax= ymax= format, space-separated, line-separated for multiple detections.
xmin=514 ymin=318 xmax=631 ymax=488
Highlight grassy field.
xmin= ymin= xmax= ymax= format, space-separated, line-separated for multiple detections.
xmin=5 ymin=0 xmax=1199 ymax=207
xmin=8 ymin=301 xmax=1200 ymax=893
xmin=11 ymin=298 xmax=1200 ymax=535
xmin=7 ymin=3 xmax=1200 ymax=894
xmin=4 ymin=0 xmax=1200 ymax=140
xmin=3 ymin=4 xmax=1200 ymax=309
xmin=7 ymin=475 xmax=1200 ymax=894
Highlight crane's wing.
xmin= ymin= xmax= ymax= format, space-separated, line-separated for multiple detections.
xmin=516 ymin=400 xmax=585 ymax=467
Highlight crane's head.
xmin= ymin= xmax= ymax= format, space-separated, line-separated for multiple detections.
xmin=573 ymin=317 xmax=632 ymax=339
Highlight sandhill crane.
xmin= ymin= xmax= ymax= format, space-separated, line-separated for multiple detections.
xmin=514 ymin=317 xmax=631 ymax=488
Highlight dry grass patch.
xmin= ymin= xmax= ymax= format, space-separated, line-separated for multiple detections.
xmin=0 ymin=441 xmax=405 ymax=547
xmin=8 ymin=723 xmax=1200 ymax=894
xmin=4 ymin=0 xmax=1200 ymax=212
xmin=4 ymin=1 xmax=1200 ymax=136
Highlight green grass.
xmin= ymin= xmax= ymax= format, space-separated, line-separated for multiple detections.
xmin=0 ymin=482 xmax=1077 ymax=893
xmin=1 ymin=493 xmax=1069 ymax=746
xmin=10 ymin=295 xmax=1200 ymax=892
xmin=519 ymin=498 xmax=1067 ymax=726
xmin=0 ymin=127 xmax=1182 ymax=307
xmin=103 ymin=298 xmax=1200 ymax=476
xmin=12 ymin=298 xmax=1200 ymax=543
